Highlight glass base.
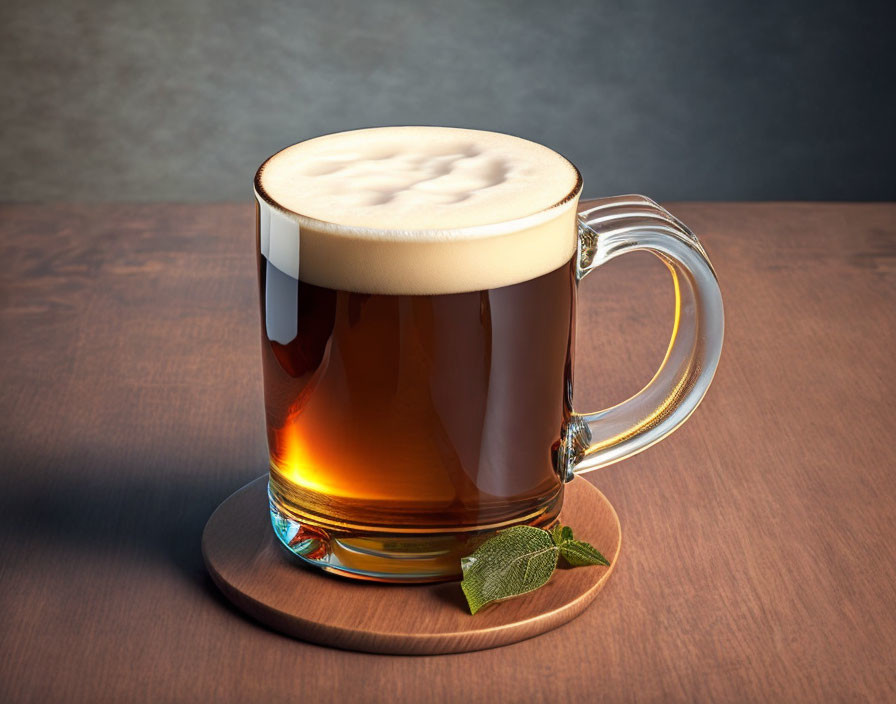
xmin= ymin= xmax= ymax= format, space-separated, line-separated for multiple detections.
xmin=269 ymin=482 xmax=562 ymax=583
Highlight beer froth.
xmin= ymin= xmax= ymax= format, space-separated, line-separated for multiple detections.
xmin=255 ymin=127 xmax=582 ymax=295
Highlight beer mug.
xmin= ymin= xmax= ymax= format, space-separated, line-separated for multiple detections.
xmin=254 ymin=127 xmax=723 ymax=581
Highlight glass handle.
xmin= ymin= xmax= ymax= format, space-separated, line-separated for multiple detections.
xmin=559 ymin=195 xmax=724 ymax=481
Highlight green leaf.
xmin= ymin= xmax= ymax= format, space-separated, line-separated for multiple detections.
xmin=551 ymin=524 xmax=573 ymax=545
xmin=558 ymin=539 xmax=610 ymax=567
xmin=460 ymin=526 xmax=559 ymax=614
xmin=460 ymin=523 xmax=612 ymax=614
xmin=551 ymin=524 xmax=564 ymax=545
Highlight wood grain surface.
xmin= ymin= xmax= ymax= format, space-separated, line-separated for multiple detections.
xmin=202 ymin=475 xmax=620 ymax=655
xmin=1 ymin=202 xmax=894 ymax=702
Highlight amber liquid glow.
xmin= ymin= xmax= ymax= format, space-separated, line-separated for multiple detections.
xmin=260 ymin=257 xmax=576 ymax=537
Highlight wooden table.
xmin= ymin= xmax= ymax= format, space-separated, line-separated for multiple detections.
xmin=1 ymin=202 xmax=894 ymax=703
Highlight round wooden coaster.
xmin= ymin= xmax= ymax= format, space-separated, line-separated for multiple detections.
xmin=202 ymin=475 xmax=621 ymax=655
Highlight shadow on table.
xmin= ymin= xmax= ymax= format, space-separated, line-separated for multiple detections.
xmin=0 ymin=442 xmax=258 ymax=605
xmin=0 ymin=440 xmax=477 ymax=642
xmin=0 ymin=447 xmax=465 ymax=632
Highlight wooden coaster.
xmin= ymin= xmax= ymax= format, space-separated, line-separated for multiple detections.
xmin=202 ymin=475 xmax=621 ymax=655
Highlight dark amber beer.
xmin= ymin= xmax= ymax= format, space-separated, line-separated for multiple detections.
xmin=261 ymin=261 xmax=575 ymax=549
xmin=255 ymin=127 xmax=724 ymax=581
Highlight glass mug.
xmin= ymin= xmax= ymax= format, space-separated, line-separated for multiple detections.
xmin=254 ymin=127 xmax=723 ymax=582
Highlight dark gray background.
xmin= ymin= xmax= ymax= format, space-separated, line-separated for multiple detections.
xmin=2 ymin=0 xmax=894 ymax=202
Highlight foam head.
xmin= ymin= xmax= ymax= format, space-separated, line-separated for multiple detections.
xmin=255 ymin=126 xmax=582 ymax=294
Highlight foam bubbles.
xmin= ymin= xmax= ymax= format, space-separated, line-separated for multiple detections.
xmin=255 ymin=127 xmax=582 ymax=294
